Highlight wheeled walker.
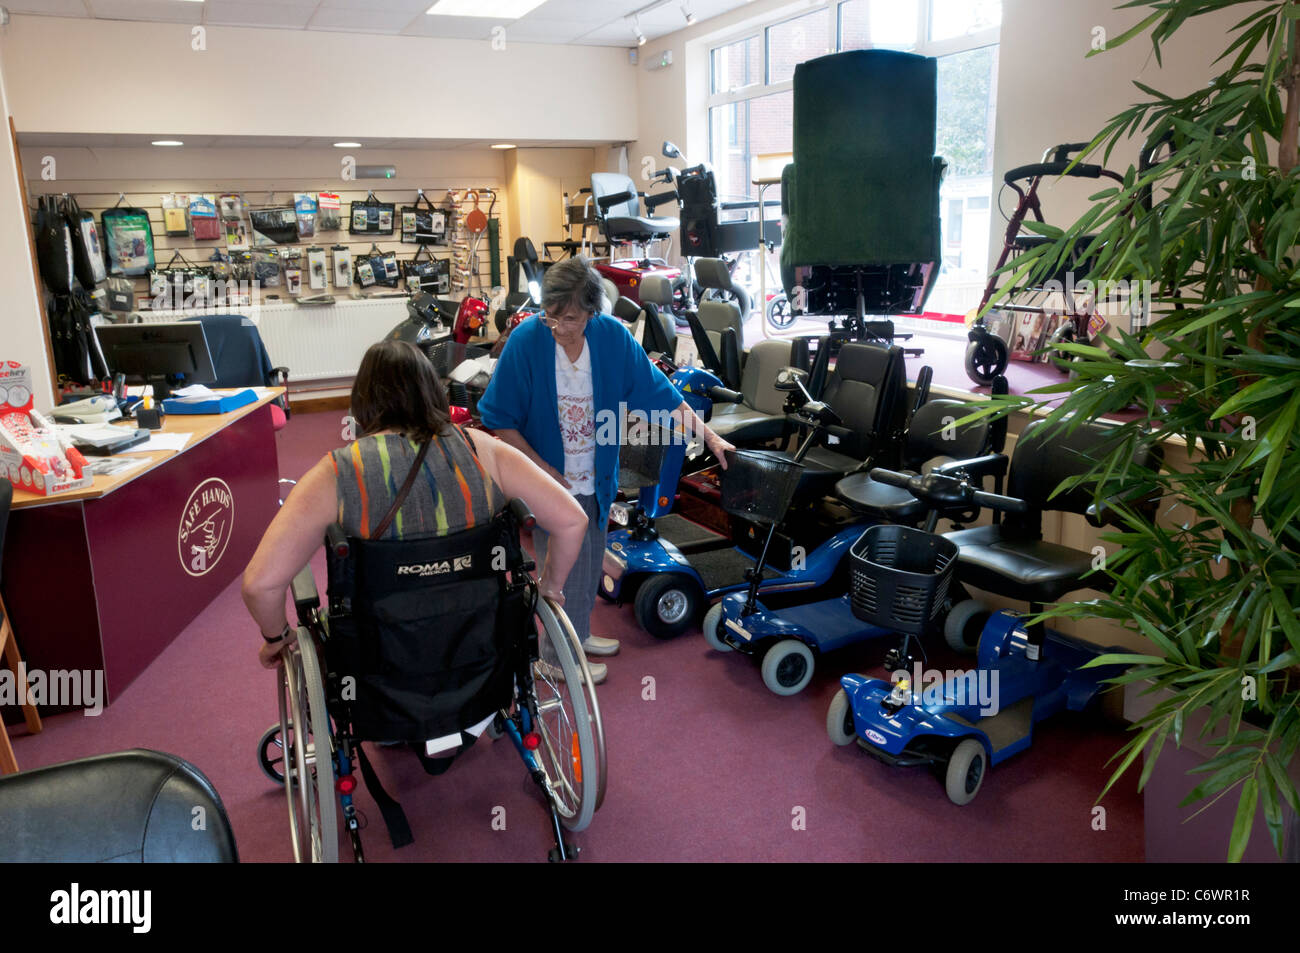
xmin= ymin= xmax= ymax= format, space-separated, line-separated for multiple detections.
xmin=256 ymin=499 xmax=606 ymax=862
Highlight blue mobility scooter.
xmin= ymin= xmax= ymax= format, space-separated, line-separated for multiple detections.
xmin=828 ymin=418 xmax=1153 ymax=804
xmin=603 ymin=342 xmax=920 ymax=638
xmin=702 ymin=383 xmax=1007 ymax=695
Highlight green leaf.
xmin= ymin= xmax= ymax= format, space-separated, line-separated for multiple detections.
xmin=1228 ymin=776 xmax=1258 ymax=863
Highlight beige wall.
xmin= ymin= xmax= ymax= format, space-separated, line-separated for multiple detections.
xmin=504 ymin=147 xmax=602 ymax=254
xmin=0 ymin=15 xmax=638 ymax=144
xmin=990 ymin=0 xmax=1258 ymax=270
xmin=0 ymin=51 xmax=52 ymax=408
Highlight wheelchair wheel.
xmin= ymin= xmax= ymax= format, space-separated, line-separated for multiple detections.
xmin=765 ymin=293 xmax=794 ymax=330
xmin=532 ymin=596 xmax=607 ymax=830
xmin=279 ymin=629 xmax=339 ymax=863
xmin=258 ymin=722 xmax=290 ymax=784
xmin=964 ymin=335 xmax=1008 ymax=386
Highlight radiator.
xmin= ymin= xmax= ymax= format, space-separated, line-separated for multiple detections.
xmin=139 ymin=297 xmax=411 ymax=383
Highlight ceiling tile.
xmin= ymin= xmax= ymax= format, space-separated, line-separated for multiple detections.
xmin=85 ymin=0 xmax=204 ymax=24
xmin=304 ymin=6 xmax=421 ymax=33
xmin=316 ymin=0 xmax=430 ymax=11
xmin=204 ymin=1 xmax=317 ymax=28
xmin=3 ymin=0 xmax=91 ymax=16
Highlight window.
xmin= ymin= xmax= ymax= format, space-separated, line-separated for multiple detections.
xmin=767 ymin=9 xmax=832 ymax=84
xmin=705 ymin=0 xmax=1002 ymax=316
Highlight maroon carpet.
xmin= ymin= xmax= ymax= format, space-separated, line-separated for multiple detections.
xmin=8 ymin=410 xmax=1145 ymax=862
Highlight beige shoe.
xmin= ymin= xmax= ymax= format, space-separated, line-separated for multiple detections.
xmin=534 ymin=659 xmax=607 ymax=686
xmin=582 ymin=635 xmax=621 ymax=657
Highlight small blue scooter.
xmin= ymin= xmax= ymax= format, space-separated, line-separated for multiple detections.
xmin=827 ymin=468 xmax=1125 ymax=804
xmin=603 ymin=367 xmax=871 ymax=638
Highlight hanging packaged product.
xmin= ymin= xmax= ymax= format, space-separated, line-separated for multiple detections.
xmin=225 ymin=218 xmax=250 ymax=251
xmin=349 ymin=191 xmax=396 ymax=235
xmin=332 ymin=245 xmax=353 ymax=288
xmin=401 ymin=190 xmax=448 ymax=245
xmin=162 ymin=194 xmax=190 ymax=236
xmin=285 ymin=267 xmax=302 ymax=295
xmin=101 ymin=204 xmax=156 ymax=277
xmin=60 ymin=195 xmax=106 ymax=288
xmin=355 ymin=259 xmax=376 ymax=288
xmin=218 ymin=193 xmax=244 ymax=220
xmin=250 ymin=248 xmax=282 ymax=287
xmin=318 ymin=191 xmax=342 ymax=231
xmin=250 ymin=202 xmax=299 ymax=245
xmin=105 ymin=276 xmax=135 ymax=313
xmin=189 ymin=194 xmax=220 ymax=241
xmin=306 ymin=246 xmax=328 ymax=290
xmin=34 ymin=195 xmax=74 ymax=294
xmin=404 ymin=245 xmax=450 ymax=294
xmin=294 ymin=192 xmax=318 ymax=239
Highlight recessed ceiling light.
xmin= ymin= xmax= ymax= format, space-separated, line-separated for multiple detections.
xmin=426 ymin=0 xmax=548 ymax=17
xmin=334 ymin=142 xmax=362 ymax=148
xmin=151 ymin=140 xmax=184 ymax=146
xmin=491 ymin=143 xmax=517 ymax=149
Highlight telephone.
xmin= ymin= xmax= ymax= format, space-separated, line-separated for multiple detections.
xmin=51 ymin=395 xmax=123 ymax=425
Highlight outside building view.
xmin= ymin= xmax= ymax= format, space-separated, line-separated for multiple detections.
xmin=706 ymin=0 xmax=1000 ymax=321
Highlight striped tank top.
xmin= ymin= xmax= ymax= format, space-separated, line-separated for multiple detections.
xmin=330 ymin=428 xmax=501 ymax=540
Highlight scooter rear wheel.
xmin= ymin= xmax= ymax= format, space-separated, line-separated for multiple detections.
xmin=944 ymin=599 xmax=989 ymax=655
xmin=945 ymin=738 xmax=987 ymax=806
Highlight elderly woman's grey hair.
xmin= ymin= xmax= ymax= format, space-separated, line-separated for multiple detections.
xmin=541 ymin=256 xmax=607 ymax=317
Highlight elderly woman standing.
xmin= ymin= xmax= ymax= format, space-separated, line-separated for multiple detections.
xmin=478 ymin=257 xmax=734 ymax=680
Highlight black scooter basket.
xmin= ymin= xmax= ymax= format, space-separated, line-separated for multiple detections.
xmin=849 ymin=525 xmax=958 ymax=636
xmin=719 ymin=449 xmax=804 ymax=526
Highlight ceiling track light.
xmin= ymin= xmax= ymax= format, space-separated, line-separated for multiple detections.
xmin=631 ymin=13 xmax=646 ymax=46
xmin=681 ymin=2 xmax=695 ymax=25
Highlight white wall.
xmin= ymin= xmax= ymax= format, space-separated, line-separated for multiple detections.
xmin=0 ymin=53 xmax=53 ymax=408
xmin=0 ymin=15 xmax=638 ymax=144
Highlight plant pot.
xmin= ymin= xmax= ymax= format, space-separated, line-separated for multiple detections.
xmin=1124 ymin=680 xmax=1300 ymax=862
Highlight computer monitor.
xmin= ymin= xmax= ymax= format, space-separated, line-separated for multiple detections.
xmin=95 ymin=322 xmax=217 ymax=401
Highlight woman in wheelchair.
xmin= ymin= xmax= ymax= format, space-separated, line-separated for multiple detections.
xmin=243 ymin=338 xmax=587 ymax=669
xmin=241 ymin=341 xmax=604 ymax=862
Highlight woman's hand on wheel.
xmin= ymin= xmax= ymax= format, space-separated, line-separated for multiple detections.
xmin=538 ymin=574 xmax=566 ymax=607
xmin=259 ymin=638 xmax=289 ymax=670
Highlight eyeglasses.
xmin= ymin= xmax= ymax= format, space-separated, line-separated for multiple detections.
xmin=541 ymin=310 xmax=591 ymax=328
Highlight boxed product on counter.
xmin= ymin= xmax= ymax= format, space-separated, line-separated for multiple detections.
xmin=0 ymin=362 xmax=93 ymax=496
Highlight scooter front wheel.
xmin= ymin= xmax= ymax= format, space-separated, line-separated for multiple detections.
xmin=702 ymin=603 xmax=732 ymax=652
xmin=826 ymin=689 xmax=855 ymax=746
xmin=945 ymin=738 xmax=987 ymax=805
xmin=633 ymin=574 xmax=701 ymax=639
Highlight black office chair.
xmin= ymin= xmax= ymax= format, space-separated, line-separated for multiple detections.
xmin=0 ymin=748 xmax=238 ymax=862
xmin=182 ymin=314 xmax=290 ymax=428
xmin=590 ymin=172 xmax=679 ymax=259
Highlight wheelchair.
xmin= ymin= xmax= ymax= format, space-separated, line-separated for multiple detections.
xmin=257 ymin=498 xmax=606 ymax=863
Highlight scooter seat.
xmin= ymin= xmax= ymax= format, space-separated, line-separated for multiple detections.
xmin=834 ymin=470 xmax=927 ymax=523
xmin=942 ymin=524 xmax=1106 ymax=604
xmin=710 ymin=404 xmax=788 ymax=444
xmin=606 ymin=215 xmax=680 ymax=242
xmin=796 ymin=445 xmax=864 ymax=497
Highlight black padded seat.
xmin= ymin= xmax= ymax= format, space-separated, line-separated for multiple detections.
xmin=834 ymin=471 xmax=927 ymax=523
xmin=710 ymin=339 xmax=792 ymax=445
xmin=941 ymin=524 xmax=1104 ymax=604
xmin=0 ymin=748 xmax=238 ymax=862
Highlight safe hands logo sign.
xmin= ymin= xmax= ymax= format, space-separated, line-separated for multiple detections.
xmin=178 ymin=478 xmax=235 ymax=577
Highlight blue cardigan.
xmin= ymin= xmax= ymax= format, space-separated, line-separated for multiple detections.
xmin=478 ymin=313 xmax=684 ymax=516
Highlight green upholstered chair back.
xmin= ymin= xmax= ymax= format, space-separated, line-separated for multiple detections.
xmin=782 ymin=50 xmax=942 ymax=273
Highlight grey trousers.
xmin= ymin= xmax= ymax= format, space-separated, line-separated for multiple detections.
xmin=531 ymin=493 xmax=606 ymax=644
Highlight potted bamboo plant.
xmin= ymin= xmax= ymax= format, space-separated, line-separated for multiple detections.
xmin=970 ymin=0 xmax=1300 ymax=861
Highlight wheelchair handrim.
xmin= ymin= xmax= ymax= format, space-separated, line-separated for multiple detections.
xmin=542 ymin=596 xmax=608 ymax=812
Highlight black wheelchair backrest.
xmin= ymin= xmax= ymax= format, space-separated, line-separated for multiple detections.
xmin=821 ymin=342 xmax=907 ymax=461
xmin=324 ymin=510 xmax=532 ymax=744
